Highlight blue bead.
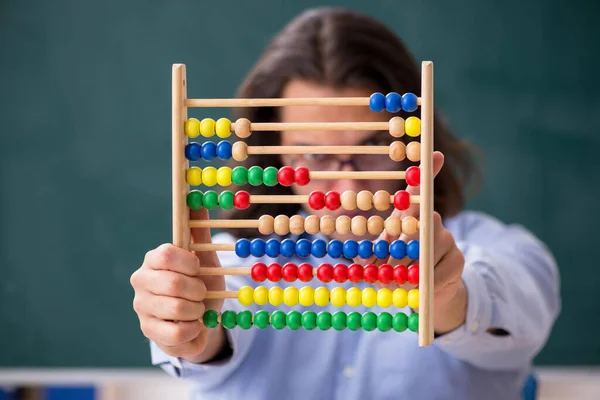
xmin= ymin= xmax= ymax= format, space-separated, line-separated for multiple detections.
xmin=373 ymin=240 xmax=390 ymax=259
xmin=201 ymin=141 xmax=217 ymax=161
xmin=343 ymin=240 xmax=358 ymax=259
xmin=265 ymin=239 xmax=280 ymax=257
xmin=369 ymin=92 xmax=385 ymax=112
xmin=357 ymin=240 xmax=373 ymax=259
xmin=390 ymin=240 xmax=407 ymax=259
xmin=401 ymin=93 xmax=418 ymax=112
xmin=311 ymin=239 xmax=327 ymax=258
xmin=235 ymin=239 xmax=250 ymax=258
xmin=406 ymin=240 xmax=420 ymax=259
xmin=185 ymin=143 xmax=201 ymax=161
xmin=385 ymin=92 xmax=401 ymax=113
xmin=216 ymin=140 xmax=232 ymax=160
xmin=250 ymin=238 xmax=265 ymax=257
xmin=296 ymin=239 xmax=312 ymax=258
xmin=280 ymin=239 xmax=296 ymax=257
xmin=327 ymin=239 xmax=343 ymax=258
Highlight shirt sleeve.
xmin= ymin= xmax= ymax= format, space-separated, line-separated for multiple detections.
xmin=433 ymin=211 xmax=561 ymax=370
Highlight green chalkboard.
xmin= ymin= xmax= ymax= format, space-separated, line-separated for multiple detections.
xmin=1 ymin=0 xmax=598 ymax=367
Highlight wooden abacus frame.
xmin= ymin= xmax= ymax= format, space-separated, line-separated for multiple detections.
xmin=171 ymin=62 xmax=435 ymax=346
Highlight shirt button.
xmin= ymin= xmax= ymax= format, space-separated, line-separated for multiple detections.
xmin=471 ymin=321 xmax=479 ymax=333
xmin=343 ymin=366 xmax=354 ymax=378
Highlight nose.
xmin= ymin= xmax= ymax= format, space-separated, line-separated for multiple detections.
xmin=330 ymin=161 xmax=361 ymax=194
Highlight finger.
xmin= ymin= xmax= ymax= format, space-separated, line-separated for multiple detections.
xmin=135 ymin=292 xmax=206 ymax=322
xmin=144 ymin=243 xmax=200 ymax=277
xmin=142 ymin=269 xmax=207 ymax=302
xmin=433 ymin=248 xmax=464 ymax=292
xmin=159 ymin=329 xmax=210 ymax=358
xmin=140 ymin=316 xmax=203 ymax=347
xmin=190 ymin=207 xmax=220 ymax=263
xmin=398 ymin=151 xmax=445 ymax=221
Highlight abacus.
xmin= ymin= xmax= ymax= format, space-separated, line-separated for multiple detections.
xmin=171 ymin=62 xmax=435 ymax=346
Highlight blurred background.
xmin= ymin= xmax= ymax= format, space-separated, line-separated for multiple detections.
xmin=1 ymin=0 xmax=599 ymax=398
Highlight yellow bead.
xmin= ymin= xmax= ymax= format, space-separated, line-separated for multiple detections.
xmin=201 ymin=167 xmax=217 ymax=186
xmin=408 ymin=288 xmax=419 ymax=309
xmin=269 ymin=287 xmax=283 ymax=306
xmin=314 ymin=287 xmax=330 ymax=307
xmin=216 ymin=167 xmax=232 ymax=186
xmin=200 ymin=118 xmax=215 ymax=137
xmin=299 ymin=286 xmax=314 ymax=306
xmin=377 ymin=288 xmax=393 ymax=308
xmin=393 ymin=288 xmax=408 ymax=308
xmin=362 ymin=287 xmax=377 ymax=307
xmin=405 ymin=116 xmax=421 ymax=137
xmin=346 ymin=287 xmax=362 ymax=307
xmin=186 ymin=167 xmax=202 ymax=186
xmin=215 ymin=118 xmax=232 ymax=138
xmin=184 ymin=118 xmax=200 ymax=138
xmin=330 ymin=287 xmax=346 ymax=308
xmin=283 ymin=287 xmax=299 ymax=306
xmin=254 ymin=286 xmax=269 ymax=305
xmin=237 ymin=286 xmax=254 ymax=306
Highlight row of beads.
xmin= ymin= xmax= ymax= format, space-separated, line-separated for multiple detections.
xmin=237 ymin=285 xmax=420 ymax=309
xmin=250 ymin=262 xmax=419 ymax=285
xmin=235 ymin=238 xmax=419 ymax=260
xmin=369 ymin=92 xmax=419 ymax=113
xmin=203 ymin=309 xmax=419 ymax=332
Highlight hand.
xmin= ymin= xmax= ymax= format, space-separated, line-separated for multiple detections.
xmin=130 ymin=207 xmax=226 ymax=363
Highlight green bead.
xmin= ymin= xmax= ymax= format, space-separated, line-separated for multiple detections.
xmin=218 ymin=190 xmax=234 ymax=210
xmin=286 ymin=311 xmax=301 ymax=330
xmin=202 ymin=309 xmax=218 ymax=328
xmin=377 ymin=312 xmax=392 ymax=332
xmin=186 ymin=191 xmax=203 ymax=210
xmin=248 ymin=166 xmax=263 ymax=186
xmin=362 ymin=312 xmax=377 ymax=331
xmin=271 ymin=310 xmax=286 ymax=330
xmin=202 ymin=190 xmax=218 ymax=210
xmin=221 ymin=310 xmax=237 ymax=329
xmin=408 ymin=313 xmax=419 ymax=332
xmin=332 ymin=311 xmax=347 ymax=331
xmin=254 ymin=310 xmax=269 ymax=329
xmin=301 ymin=311 xmax=317 ymax=330
xmin=346 ymin=312 xmax=362 ymax=331
xmin=317 ymin=311 xmax=332 ymax=330
xmin=263 ymin=166 xmax=278 ymax=187
xmin=231 ymin=166 xmax=248 ymax=185
xmin=237 ymin=310 xmax=252 ymax=330
xmin=393 ymin=312 xmax=408 ymax=332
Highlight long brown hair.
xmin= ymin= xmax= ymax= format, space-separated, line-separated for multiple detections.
xmin=220 ymin=7 xmax=479 ymax=238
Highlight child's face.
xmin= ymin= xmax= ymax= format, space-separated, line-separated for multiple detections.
xmin=280 ymin=80 xmax=405 ymax=242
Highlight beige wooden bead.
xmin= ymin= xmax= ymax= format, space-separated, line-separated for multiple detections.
xmin=367 ymin=216 xmax=384 ymax=236
xmin=372 ymin=190 xmax=390 ymax=211
xmin=389 ymin=117 xmax=405 ymax=137
xmin=336 ymin=215 xmax=351 ymax=235
xmin=274 ymin=215 xmax=289 ymax=235
xmin=320 ymin=215 xmax=336 ymax=235
xmin=402 ymin=216 xmax=419 ymax=235
xmin=351 ymin=215 xmax=367 ymax=236
xmin=385 ymin=216 xmax=401 ymax=236
xmin=289 ymin=215 xmax=305 ymax=235
xmin=340 ymin=191 xmax=357 ymax=210
xmin=356 ymin=190 xmax=373 ymax=211
xmin=232 ymin=141 xmax=248 ymax=161
xmin=258 ymin=215 xmax=274 ymax=235
xmin=304 ymin=215 xmax=320 ymax=235
xmin=389 ymin=141 xmax=406 ymax=162
xmin=234 ymin=118 xmax=251 ymax=138
xmin=406 ymin=141 xmax=420 ymax=162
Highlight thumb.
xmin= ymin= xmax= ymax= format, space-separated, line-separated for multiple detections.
xmin=190 ymin=207 xmax=215 ymax=262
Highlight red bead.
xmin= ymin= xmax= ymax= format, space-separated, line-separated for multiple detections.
xmin=316 ymin=263 xmax=333 ymax=282
xmin=405 ymin=166 xmax=420 ymax=186
xmin=393 ymin=190 xmax=410 ymax=210
xmin=362 ymin=264 xmax=378 ymax=283
xmin=251 ymin=262 xmax=267 ymax=282
xmin=324 ymin=191 xmax=341 ymax=210
xmin=393 ymin=265 xmax=408 ymax=284
xmin=348 ymin=263 xmax=364 ymax=283
xmin=333 ymin=264 xmax=348 ymax=283
xmin=298 ymin=263 xmax=313 ymax=282
xmin=308 ymin=191 xmax=325 ymax=210
xmin=234 ymin=190 xmax=250 ymax=209
xmin=266 ymin=263 xmax=282 ymax=282
xmin=277 ymin=166 xmax=295 ymax=186
xmin=408 ymin=264 xmax=419 ymax=284
xmin=282 ymin=263 xmax=298 ymax=282
xmin=294 ymin=167 xmax=310 ymax=186
xmin=378 ymin=264 xmax=393 ymax=284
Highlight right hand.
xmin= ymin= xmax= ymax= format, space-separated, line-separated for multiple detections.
xmin=130 ymin=207 xmax=226 ymax=363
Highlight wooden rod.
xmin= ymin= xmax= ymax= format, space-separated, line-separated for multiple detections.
xmin=198 ymin=267 xmax=251 ymax=276
xmin=308 ymin=171 xmax=405 ymax=180
xmin=205 ymin=290 xmax=238 ymax=299
xmin=172 ymin=64 xmax=189 ymax=250
xmin=191 ymin=243 xmax=235 ymax=251
xmin=248 ymin=145 xmax=389 ymax=155
xmin=232 ymin=121 xmax=389 ymax=131
xmin=247 ymin=194 xmax=419 ymax=204
xmin=189 ymin=219 xmax=258 ymax=229
xmin=185 ymin=97 xmax=421 ymax=107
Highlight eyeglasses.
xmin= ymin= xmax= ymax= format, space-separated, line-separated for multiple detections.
xmin=285 ymin=153 xmax=401 ymax=172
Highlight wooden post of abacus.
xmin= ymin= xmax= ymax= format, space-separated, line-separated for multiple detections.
xmin=172 ymin=64 xmax=190 ymax=250
xmin=419 ymin=61 xmax=434 ymax=346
